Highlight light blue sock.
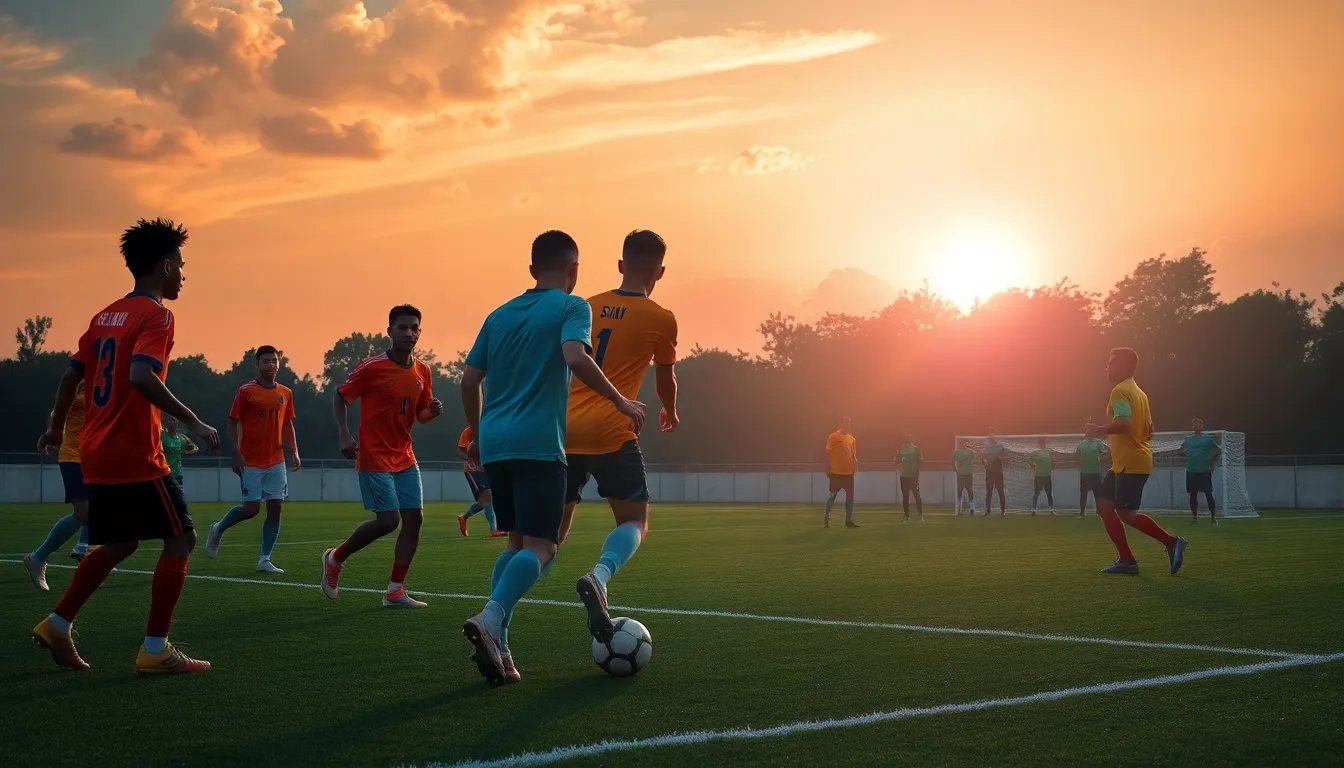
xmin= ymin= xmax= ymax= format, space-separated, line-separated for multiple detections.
xmin=483 ymin=504 xmax=498 ymax=532
xmin=75 ymin=525 xmax=89 ymax=551
xmin=593 ymin=522 xmax=643 ymax=589
xmin=490 ymin=549 xmax=517 ymax=592
xmin=844 ymin=496 xmax=854 ymax=523
xmin=824 ymin=493 xmax=837 ymax=517
xmin=217 ymin=505 xmax=249 ymax=533
xmin=484 ymin=549 xmax=542 ymax=637
xmin=499 ymin=609 xmax=512 ymax=656
xmin=34 ymin=513 xmax=81 ymax=561
xmin=464 ymin=503 xmax=483 ymax=518
xmin=261 ymin=516 xmax=281 ymax=559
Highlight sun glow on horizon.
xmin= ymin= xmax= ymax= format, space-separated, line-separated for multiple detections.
xmin=930 ymin=231 xmax=1028 ymax=311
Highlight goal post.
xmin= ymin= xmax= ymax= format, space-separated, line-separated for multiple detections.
xmin=952 ymin=431 xmax=1257 ymax=517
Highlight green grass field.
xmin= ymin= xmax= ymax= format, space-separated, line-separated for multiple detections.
xmin=2 ymin=503 xmax=1342 ymax=767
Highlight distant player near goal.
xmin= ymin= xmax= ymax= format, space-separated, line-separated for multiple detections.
xmin=1181 ymin=419 xmax=1220 ymax=524
xmin=952 ymin=439 xmax=976 ymax=515
xmin=982 ymin=432 xmax=1007 ymax=515
xmin=1085 ymin=348 xmax=1188 ymax=576
xmin=896 ymin=434 xmax=924 ymax=522
xmin=1029 ymin=437 xmax=1056 ymax=517
xmin=1076 ymin=436 xmax=1107 ymax=517
xmin=824 ymin=418 xmax=858 ymax=528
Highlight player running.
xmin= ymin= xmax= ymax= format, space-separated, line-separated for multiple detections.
xmin=205 ymin=346 xmax=300 ymax=572
xmin=321 ymin=305 xmax=443 ymax=608
xmin=160 ymin=414 xmax=199 ymax=483
xmin=1029 ymin=437 xmax=1056 ymax=516
xmin=952 ymin=439 xmax=976 ymax=516
xmin=460 ymin=230 xmax=644 ymax=686
xmin=824 ymin=418 xmax=858 ymax=528
xmin=1076 ymin=436 xmax=1107 ymax=517
xmin=1181 ymin=419 xmax=1220 ymax=523
xmin=559 ymin=230 xmax=679 ymax=644
xmin=983 ymin=431 xmax=1007 ymax=515
xmin=896 ymin=435 xmax=924 ymax=522
xmin=24 ymin=383 xmax=91 ymax=590
xmin=31 ymin=217 xmax=220 ymax=673
xmin=457 ymin=426 xmax=505 ymax=538
xmin=1084 ymin=348 xmax=1188 ymax=575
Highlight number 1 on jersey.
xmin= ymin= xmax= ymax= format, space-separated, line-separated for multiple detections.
xmin=594 ymin=328 xmax=613 ymax=367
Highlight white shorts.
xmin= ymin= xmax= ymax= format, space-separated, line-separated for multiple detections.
xmin=241 ymin=462 xmax=288 ymax=502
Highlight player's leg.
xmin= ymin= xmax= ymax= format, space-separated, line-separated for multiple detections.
xmin=578 ymin=442 xmax=650 ymax=641
xmin=256 ymin=463 xmax=287 ymax=571
xmin=384 ymin=465 xmax=427 ymax=608
xmin=321 ymin=472 xmax=401 ymax=599
xmin=132 ymin=476 xmax=210 ymax=673
xmin=25 ymin=465 xmax=90 ymax=588
xmin=1080 ymin=475 xmax=1089 ymax=517
xmin=1115 ymin=474 xmax=1187 ymax=574
xmin=558 ymin=458 xmax=589 ymax=544
xmin=1094 ymin=473 xmax=1139 ymax=573
xmin=1045 ymin=477 xmax=1055 ymax=516
xmin=913 ymin=477 xmax=924 ymax=520
xmin=1186 ymin=472 xmax=1199 ymax=520
xmin=484 ymin=466 xmax=523 ymax=681
xmin=843 ymin=475 xmax=857 ymax=526
xmin=1205 ymin=485 xmax=1218 ymax=524
xmin=900 ymin=478 xmax=911 ymax=520
xmin=477 ymin=486 xmax=501 ymax=535
xmin=1031 ymin=478 xmax=1042 ymax=515
xmin=824 ymin=474 xmax=839 ymax=527
xmin=996 ymin=474 xmax=1007 ymax=515
xmin=207 ymin=466 xmax=265 ymax=558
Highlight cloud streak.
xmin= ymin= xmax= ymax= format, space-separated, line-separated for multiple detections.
xmin=728 ymin=145 xmax=815 ymax=175
xmin=58 ymin=118 xmax=211 ymax=165
xmin=259 ymin=110 xmax=387 ymax=159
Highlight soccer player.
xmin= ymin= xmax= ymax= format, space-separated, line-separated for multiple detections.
xmin=24 ymin=382 xmax=91 ymax=590
xmin=1181 ymin=419 xmax=1221 ymax=523
xmin=1029 ymin=437 xmax=1056 ymax=516
xmin=321 ymin=305 xmax=443 ymax=608
xmin=457 ymin=426 xmax=505 ymax=538
xmin=1076 ymin=436 xmax=1107 ymax=517
xmin=824 ymin=417 xmax=858 ymax=528
xmin=31 ymin=217 xmax=220 ymax=673
xmin=896 ymin=434 xmax=924 ymax=522
xmin=460 ymin=230 xmax=645 ymax=686
xmin=983 ymin=431 xmax=1007 ymax=515
xmin=160 ymin=414 xmax=199 ymax=483
xmin=204 ymin=346 xmax=300 ymax=572
xmin=1085 ymin=348 xmax=1188 ymax=575
xmin=952 ymin=439 xmax=976 ymax=516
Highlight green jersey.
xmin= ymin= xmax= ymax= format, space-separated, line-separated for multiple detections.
xmin=1076 ymin=440 xmax=1105 ymax=474
xmin=983 ymin=443 xmax=1006 ymax=471
xmin=1030 ymin=449 xmax=1053 ymax=477
xmin=952 ymin=448 xmax=975 ymax=476
xmin=1183 ymin=433 xmax=1218 ymax=473
xmin=898 ymin=445 xmax=922 ymax=478
xmin=161 ymin=432 xmax=190 ymax=477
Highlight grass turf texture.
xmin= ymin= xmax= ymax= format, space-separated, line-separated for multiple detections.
xmin=2 ymin=503 xmax=1342 ymax=767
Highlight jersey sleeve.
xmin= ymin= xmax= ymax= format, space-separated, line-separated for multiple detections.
xmin=654 ymin=311 xmax=678 ymax=366
xmin=228 ymin=388 xmax=245 ymax=420
xmin=825 ymin=434 xmax=837 ymax=451
xmin=131 ymin=306 xmax=174 ymax=371
xmin=70 ymin=328 xmax=92 ymax=373
xmin=562 ymin=296 xmax=592 ymax=349
xmin=283 ymin=388 xmax=296 ymax=421
xmin=465 ymin=319 xmax=490 ymax=371
xmin=336 ymin=361 xmax=374 ymax=404
xmin=1110 ymin=391 xmax=1134 ymax=419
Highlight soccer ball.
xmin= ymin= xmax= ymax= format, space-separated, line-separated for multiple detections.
xmin=591 ymin=617 xmax=652 ymax=677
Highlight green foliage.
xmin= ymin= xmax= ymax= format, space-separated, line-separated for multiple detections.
xmin=13 ymin=315 xmax=52 ymax=363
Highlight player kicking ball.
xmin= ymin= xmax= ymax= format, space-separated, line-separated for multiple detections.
xmin=457 ymin=426 xmax=505 ymax=538
xmin=205 ymin=345 xmax=301 ymax=573
xmin=32 ymin=218 xmax=221 ymax=673
xmin=1085 ymin=347 xmax=1188 ymax=575
xmin=322 ymin=305 xmax=443 ymax=608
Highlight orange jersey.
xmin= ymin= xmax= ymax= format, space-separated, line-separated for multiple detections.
xmin=57 ymin=388 xmax=87 ymax=464
xmin=71 ymin=293 xmax=175 ymax=484
xmin=566 ymin=289 xmax=677 ymax=455
xmin=229 ymin=380 xmax=295 ymax=468
xmin=458 ymin=426 xmax=483 ymax=472
xmin=337 ymin=352 xmax=434 ymax=473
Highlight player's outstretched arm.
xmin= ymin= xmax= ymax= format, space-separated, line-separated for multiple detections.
xmin=332 ymin=393 xmax=357 ymax=460
xmin=129 ymin=361 xmax=219 ymax=450
xmin=37 ymin=366 xmax=82 ymax=453
xmin=226 ymin=419 xmax=244 ymax=474
xmin=563 ymin=340 xmax=645 ymax=434
xmin=655 ymin=363 xmax=678 ymax=432
xmin=284 ymin=419 xmax=301 ymax=470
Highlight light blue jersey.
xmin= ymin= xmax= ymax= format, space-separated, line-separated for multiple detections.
xmin=466 ymin=288 xmax=592 ymax=464
xmin=1183 ymin=433 xmax=1219 ymax=473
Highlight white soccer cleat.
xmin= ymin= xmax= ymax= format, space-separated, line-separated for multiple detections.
xmin=382 ymin=589 xmax=427 ymax=609
xmin=23 ymin=553 xmax=49 ymax=592
xmin=256 ymin=559 xmax=284 ymax=574
xmin=204 ymin=522 xmax=222 ymax=559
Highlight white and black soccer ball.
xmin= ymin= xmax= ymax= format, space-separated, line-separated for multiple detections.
xmin=591 ymin=617 xmax=652 ymax=677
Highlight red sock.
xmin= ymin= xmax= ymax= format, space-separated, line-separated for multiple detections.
xmin=390 ymin=561 xmax=410 ymax=585
xmin=1127 ymin=513 xmax=1176 ymax=548
xmin=332 ymin=541 xmax=354 ymax=564
xmin=145 ymin=556 xmax=189 ymax=639
xmin=1098 ymin=508 xmax=1136 ymax=562
xmin=54 ymin=548 xmax=118 ymax=622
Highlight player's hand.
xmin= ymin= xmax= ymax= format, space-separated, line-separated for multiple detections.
xmin=188 ymin=419 xmax=221 ymax=451
xmin=37 ymin=428 xmax=63 ymax=454
xmin=466 ymin=440 xmax=480 ymax=462
xmin=659 ymin=408 xmax=679 ymax=433
xmin=617 ymin=398 xmax=646 ymax=434
xmin=230 ymin=454 xmax=244 ymax=477
xmin=427 ymin=398 xmax=444 ymax=417
xmin=340 ymin=434 xmax=359 ymax=461
xmin=291 ymin=453 xmax=302 ymax=471
xmin=1083 ymin=420 xmax=1101 ymax=439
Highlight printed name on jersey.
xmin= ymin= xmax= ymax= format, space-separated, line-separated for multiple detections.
xmin=96 ymin=311 xmax=130 ymax=328
xmin=600 ymin=305 xmax=628 ymax=320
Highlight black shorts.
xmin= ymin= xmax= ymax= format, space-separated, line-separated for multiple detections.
xmin=1186 ymin=471 xmax=1214 ymax=494
xmin=956 ymin=474 xmax=973 ymax=494
xmin=900 ymin=476 xmax=920 ymax=493
xmin=828 ymin=473 xmax=855 ymax=495
xmin=985 ymin=469 xmax=1005 ymax=489
xmin=566 ymin=441 xmax=649 ymax=504
xmin=464 ymin=470 xmax=490 ymax=499
xmin=1033 ymin=476 xmax=1053 ymax=495
xmin=1097 ymin=471 xmax=1148 ymax=512
xmin=60 ymin=462 xmax=88 ymax=504
xmin=485 ymin=459 xmax=567 ymax=542
xmin=86 ymin=476 xmax=192 ymax=545
xmin=1080 ymin=473 xmax=1102 ymax=496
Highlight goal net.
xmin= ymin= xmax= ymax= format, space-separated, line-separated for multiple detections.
xmin=952 ymin=431 xmax=1257 ymax=517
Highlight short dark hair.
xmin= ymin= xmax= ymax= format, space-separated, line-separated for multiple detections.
xmin=622 ymin=229 xmax=666 ymax=263
xmin=120 ymin=218 xmax=187 ymax=277
xmin=532 ymin=230 xmax=579 ymax=273
xmin=255 ymin=345 xmax=279 ymax=361
xmin=389 ymin=304 xmax=422 ymax=326
xmin=1111 ymin=347 xmax=1139 ymax=376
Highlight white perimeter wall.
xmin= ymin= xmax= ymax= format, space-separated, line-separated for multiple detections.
xmin=2 ymin=465 xmax=1341 ymax=509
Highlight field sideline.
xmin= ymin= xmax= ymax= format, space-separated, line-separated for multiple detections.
xmin=2 ymin=502 xmax=1342 ymax=767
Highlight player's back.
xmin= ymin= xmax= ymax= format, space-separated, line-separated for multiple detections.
xmin=74 ymin=293 xmax=175 ymax=484
xmin=566 ymin=290 xmax=677 ymax=455
xmin=1107 ymin=378 xmax=1153 ymax=473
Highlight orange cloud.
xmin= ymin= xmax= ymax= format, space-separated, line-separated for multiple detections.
xmin=728 ymin=145 xmax=814 ymax=175
xmin=59 ymin=118 xmax=211 ymax=165
xmin=0 ymin=17 xmax=65 ymax=72
xmin=258 ymin=110 xmax=387 ymax=159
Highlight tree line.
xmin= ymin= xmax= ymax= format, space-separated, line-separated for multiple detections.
xmin=3 ymin=248 xmax=1341 ymax=465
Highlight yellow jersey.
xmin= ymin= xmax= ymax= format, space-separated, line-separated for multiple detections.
xmin=826 ymin=432 xmax=857 ymax=475
xmin=566 ymin=289 xmax=677 ymax=455
xmin=1107 ymin=377 xmax=1154 ymax=474
xmin=57 ymin=388 xmax=87 ymax=464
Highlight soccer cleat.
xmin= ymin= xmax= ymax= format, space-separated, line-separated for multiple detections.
xmin=575 ymin=573 xmax=614 ymax=644
xmin=458 ymin=515 xmax=469 ymax=537
xmin=320 ymin=548 xmax=341 ymax=599
xmin=256 ymin=559 xmax=284 ymax=574
xmin=845 ymin=521 xmax=860 ymax=528
xmin=489 ymin=531 xmax=508 ymax=538
xmin=501 ymin=654 xmax=522 ymax=684
xmin=823 ymin=521 xmax=830 ymax=529
xmin=32 ymin=617 xmax=89 ymax=670
xmin=1168 ymin=536 xmax=1189 ymax=575
xmin=23 ymin=553 xmax=49 ymax=592
xmin=382 ymin=588 xmax=427 ymax=609
xmin=463 ymin=613 xmax=506 ymax=687
xmin=70 ymin=549 xmax=88 ymax=562
xmin=1102 ymin=560 xmax=1140 ymax=575
xmin=1211 ymin=518 xmax=1219 ymax=526
xmin=204 ymin=522 xmax=222 ymax=559
xmin=136 ymin=643 xmax=211 ymax=674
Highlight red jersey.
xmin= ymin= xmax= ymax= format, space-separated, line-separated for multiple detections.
xmin=71 ymin=293 xmax=175 ymax=484
xmin=229 ymin=380 xmax=295 ymax=468
xmin=337 ymin=352 xmax=433 ymax=473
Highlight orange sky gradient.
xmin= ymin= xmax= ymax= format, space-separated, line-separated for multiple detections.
xmin=2 ymin=1 xmax=1341 ymax=375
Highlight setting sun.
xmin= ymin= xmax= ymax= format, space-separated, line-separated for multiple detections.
xmin=930 ymin=232 xmax=1028 ymax=310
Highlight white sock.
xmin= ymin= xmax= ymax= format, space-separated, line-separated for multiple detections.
xmin=47 ymin=613 xmax=71 ymax=633
xmin=387 ymin=581 xmax=403 ymax=593
xmin=593 ymin=563 xmax=613 ymax=589
xmin=143 ymin=636 xmax=167 ymax=654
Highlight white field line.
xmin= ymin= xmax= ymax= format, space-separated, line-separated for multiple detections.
xmin=1 ymin=559 xmax=1310 ymax=660
xmin=421 ymin=652 xmax=1344 ymax=768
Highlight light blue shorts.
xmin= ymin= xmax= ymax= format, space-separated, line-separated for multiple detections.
xmin=359 ymin=465 xmax=422 ymax=513
xmin=241 ymin=462 xmax=288 ymax=502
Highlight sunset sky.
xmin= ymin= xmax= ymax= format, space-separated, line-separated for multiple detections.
xmin=2 ymin=0 xmax=1341 ymax=375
